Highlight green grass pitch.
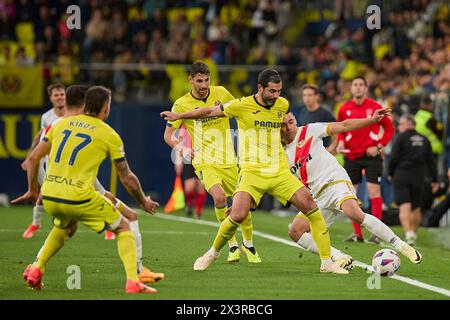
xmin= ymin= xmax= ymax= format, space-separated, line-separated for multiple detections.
xmin=1 ymin=205 xmax=449 ymax=300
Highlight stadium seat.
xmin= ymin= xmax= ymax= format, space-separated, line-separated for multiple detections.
xmin=186 ymin=7 xmax=204 ymax=23
xmin=15 ymin=22 xmax=35 ymax=44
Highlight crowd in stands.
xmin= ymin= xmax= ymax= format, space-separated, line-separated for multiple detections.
xmin=0 ymin=0 xmax=449 ymax=225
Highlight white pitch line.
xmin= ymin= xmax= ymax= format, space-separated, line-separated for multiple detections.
xmin=0 ymin=229 xmax=211 ymax=235
xmin=155 ymin=213 xmax=450 ymax=298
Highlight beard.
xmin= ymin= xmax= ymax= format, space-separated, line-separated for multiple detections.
xmin=262 ymin=94 xmax=276 ymax=107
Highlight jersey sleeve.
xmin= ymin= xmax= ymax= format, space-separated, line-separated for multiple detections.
xmin=222 ymin=98 xmax=241 ymax=119
xmin=42 ymin=124 xmax=53 ymax=143
xmin=107 ymin=130 xmax=126 ymax=162
xmin=220 ymin=86 xmax=235 ymax=103
xmin=167 ymin=102 xmax=184 ymax=129
xmin=309 ymin=123 xmax=329 ymax=138
xmin=40 ymin=114 xmax=47 ymax=129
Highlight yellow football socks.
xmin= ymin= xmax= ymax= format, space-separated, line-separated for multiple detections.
xmin=35 ymin=226 xmax=70 ymax=272
xmin=303 ymin=207 xmax=331 ymax=260
xmin=212 ymin=216 xmax=240 ymax=251
xmin=117 ymin=230 xmax=139 ymax=282
xmin=214 ymin=206 xmax=239 ymax=247
xmin=240 ymin=211 xmax=253 ymax=244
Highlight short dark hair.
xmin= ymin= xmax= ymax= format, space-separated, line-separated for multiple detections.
xmin=65 ymin=85 xmax=89 ymax=110
xmin=190 ymin=61 xmax=210 ymax=77
xmin=85 ymin=86 xmax=111 ymax=116
xmin=301 ymin=84 xmax=319 ymax=95
xmin=421 ymin=95 xmax=432 ymax=105
xmin=258 ymin=69 xmax=282 ymax=88
xmin=400 ymin=114 xmax=416 ymax=126
xmin=351 ymin=76 xmax=367 ymax=86
xmin=47 ymin=83 xmax=65 ymax=96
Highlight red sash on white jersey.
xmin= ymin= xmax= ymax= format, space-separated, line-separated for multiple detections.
xmin=294 ymin=125 xmax=313 ymax=187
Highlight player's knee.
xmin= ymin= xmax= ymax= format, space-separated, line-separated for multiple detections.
xmin=288 ymin=220 xmax=309 ymax=242
xmin=288 ymin=224 xmax=303 ymax=242
xmin=213 ymin=194 xmax=227 ymax=208
xmin=230 ymin=211 xmax=247 ymax=224
xmin=302 ymin=197 xmax=318 ymax=214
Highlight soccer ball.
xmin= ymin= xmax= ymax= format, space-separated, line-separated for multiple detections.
xmin=372 ymin=249 xmax=401 ymax=276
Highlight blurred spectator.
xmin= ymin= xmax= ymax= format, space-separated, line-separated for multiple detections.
xmin=0 ymin=44 xmax=13 ymax=65
xmin=82 ymin=8 xmax=108 ymax=61
xmin=389 ymin=114 xmax=437 ymax=245
xmin=168 ymin=10 xmax=189 ymax=39
xmin=207 ymin=18 xmax=229 ymax=64
xmin=166 ymin=32 xmax=190 ymax=64
xmin=15 ymin=46 xmax=33 ymax=66
xmin=296 ymin=84 xmax=336 ymax=152
xmin=415 ymin=96 xmax=444 ymax=156
xmin=414 ymin=95 xmax=445 ymax=213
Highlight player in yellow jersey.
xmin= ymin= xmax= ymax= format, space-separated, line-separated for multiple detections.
xmin=12 ymin=86 xmax=160 ymax=294
xmin=163 ymin=61 xmax=260 ymax=263
xmin=162 ymin=69 xmax=348 ymax=274
xmin=20 ymin=85 xmax=164 ymax=284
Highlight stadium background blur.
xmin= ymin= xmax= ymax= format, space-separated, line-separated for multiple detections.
xmin=0 ymin=0 xmax=449 ymax=222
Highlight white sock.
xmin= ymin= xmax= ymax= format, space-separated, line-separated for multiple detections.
xmin=405 ymin=231 xmax=417 ymax=239
xmin=129 ymin=220 xmax=143 ymax=273
xmin=208 ymin=247 xmax=220 ymax=257
xmin=297 ymin=232 xmax=347 ymax=261
xmin=320 ymin=258 xmax=333 ymax=268
xmin=32 ymin=205 xmax=44 ymax=226
xmin=243 ymin=240 xmax=253 ymax=248
xmin=361 ymin=213 xmax=399 ymax=246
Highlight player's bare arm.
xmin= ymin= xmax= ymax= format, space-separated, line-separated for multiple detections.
xmin=11 ymin=140 xmax=51 ymax=204
xmin=328 ymin=108 xmax=390 ymax=135
xmin=160 ymin=104 xmax=224 ymax=121
xmin=163 ymin=126 xmax=193 ymax=160
xmin=114 ymin=159 xmax=159 ymax=214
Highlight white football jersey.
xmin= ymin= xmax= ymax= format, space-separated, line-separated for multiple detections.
xmin=40 ymin=108 xmax=59 ymax=129
xmin=284 ymin=123 xmax=351 ymax=197
xmin=38 ymin=114 xmax=61 ymax=185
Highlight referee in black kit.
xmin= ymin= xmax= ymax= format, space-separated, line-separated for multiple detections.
xmin=388 ymin=114 xmax=438 ymax=246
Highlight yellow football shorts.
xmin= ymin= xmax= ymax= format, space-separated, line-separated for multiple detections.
xmin=42 ymin=191 xmax=121 ymax=233
xmin=196 ymin=166 xmax=239 ymax=196
xmin=234 ymin=168 xmax=304 ymax=207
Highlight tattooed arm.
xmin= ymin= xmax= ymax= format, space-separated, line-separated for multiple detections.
xmin=114 ymin=159 xmax=159 ymax=214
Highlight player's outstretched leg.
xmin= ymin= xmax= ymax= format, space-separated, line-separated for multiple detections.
xmin=215 ymin=205 xmax=240 ymax=263
xmin=240 ymin=212 xmax=261 ymax=263
xmin=342 ymin=199 xmax=422 ymax=264
xmin=115 ymin=222 xmax=157 ymax=294
xmin=23 ymin=225 xmax=71 ymax=289
xmin=289 ymin=214 xmax=351 ymax=273
xmin=106 ymin=193 xmax=165 ymax=283
xmin=210 ymin=184 xmax=243 ymax=263
xmin=194 ymin=192 xmax=252 ymax=271
xmin=290 ymin=225 xmax=355 ymax=270
xmin=289 ymin=188 xmax=348 ymax=274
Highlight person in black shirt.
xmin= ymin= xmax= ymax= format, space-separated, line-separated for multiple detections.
xmin=297 ymin=84 xmax=336 ymax=152
xmin=389 ymin=114 xmax=438 ymax=246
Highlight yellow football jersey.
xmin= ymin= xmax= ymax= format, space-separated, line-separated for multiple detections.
xmin=168 ymin=86 xmax=236 ymax=170
xmin=41 ymin=114 xmax=125 ymax=202
xmin=222 ymin=95 xmax=290 ymax=174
